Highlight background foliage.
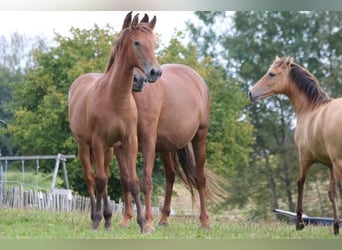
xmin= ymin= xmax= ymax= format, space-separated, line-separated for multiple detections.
xmin=0 ymin=11 xmax=341 ymax=218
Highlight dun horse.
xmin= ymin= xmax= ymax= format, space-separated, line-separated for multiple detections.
xmin=68 ymin=12 xmax=162 ymax=232
xmin=115 ymin=64 xmax=227 ymax=232
xmin=249 ymin=56 xmax=341 ymax=235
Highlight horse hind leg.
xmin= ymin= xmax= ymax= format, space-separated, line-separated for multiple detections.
xmin=140 ymin=142 xmax=158 ymax=233
xmin=192 ymin=128 xmax=210 ymax=229
xmin=328 ymin=165 xmax=340 ymax=235
xmin=78 ymin=144 xmax=97 ymax=227
xmin=158 ymin=152 xmax=176 ymax=226
xmin=103 ymin=148 xmax=114 ymax=230
xmin=115 ymin=147 xmax=134 ymax=228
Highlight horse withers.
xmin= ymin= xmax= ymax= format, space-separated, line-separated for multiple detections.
xmin=249 ymin=56 xmax=341 ymax=235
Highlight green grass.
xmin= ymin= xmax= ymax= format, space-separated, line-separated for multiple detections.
xmin=0 ymin=208 xmax=339 ymax=239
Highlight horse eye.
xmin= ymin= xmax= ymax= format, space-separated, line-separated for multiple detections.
xmin=134 ymin=40 xmax=140 ymax=47
xmin=269 ymin=72 xmax=276 ymax=77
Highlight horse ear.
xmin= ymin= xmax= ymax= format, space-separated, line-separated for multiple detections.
xmin=149 ymin=16 xmax=156 ymax=30
xmin=285 ymin=57 xmax=293 ymax=66
xmin=122 ymin=11 xmax=133 ymax=30
xmin=131 ymin=13 xmax=139 ymax=29
xmin=141 ymin=13 xmax=149 ymax=23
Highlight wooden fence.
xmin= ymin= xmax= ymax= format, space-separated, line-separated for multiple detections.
xmin=0 ymin=185 xmax=161 ymax=215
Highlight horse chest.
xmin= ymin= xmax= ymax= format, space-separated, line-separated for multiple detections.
xmin=89 ymin=107 xmax=136 ymax=143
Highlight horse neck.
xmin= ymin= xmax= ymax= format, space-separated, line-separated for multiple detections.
xmin=104 ymin=53 xmax=134 ymax=103
xmin=286 ymin=80 xmax=318 ymax=120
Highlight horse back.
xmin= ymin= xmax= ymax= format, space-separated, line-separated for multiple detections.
xmin=162 ymin=63 xmax=210 ymax=120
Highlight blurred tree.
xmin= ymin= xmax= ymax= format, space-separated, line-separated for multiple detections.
xmin=0 ymin=33 xmax=45 ymax=156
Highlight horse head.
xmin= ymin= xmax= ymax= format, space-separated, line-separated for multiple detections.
xmin=248 ymin=56 xmax=293 ymax=102
xmin=117 ymin=12 xmax=162 ymax=83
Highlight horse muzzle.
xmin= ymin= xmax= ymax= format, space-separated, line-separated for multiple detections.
xmin=146 ymin=66 xmax=162 ymax=83
xmin=133 ymin=72 xmax=148 ymax=92
xmin=248 ymin=90 xmax=259 ymax=102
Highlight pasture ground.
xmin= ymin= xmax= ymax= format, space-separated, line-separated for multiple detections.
xmin=0 ymin=208 xmax=338 ymax=239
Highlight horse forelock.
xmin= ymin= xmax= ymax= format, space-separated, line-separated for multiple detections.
xmin=272 ymin=56 xmax=293 ymax=68
xmin=289 ymin=63 xmax=331 ymax=106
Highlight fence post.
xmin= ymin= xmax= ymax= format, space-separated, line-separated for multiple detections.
xmin=61 ymin=157 xmax=70 ymax=190
xmin=0 ymin=161 xmax=3 ymax=207
xmin=50 ymin=154 xmax=61 ymax=191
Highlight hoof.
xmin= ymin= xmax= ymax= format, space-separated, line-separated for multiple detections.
xmin=105 ymin=222 xmax=113 ymax=231
xmin=200 ymin=220 xmax=210 ymax=230
xmin=119 ymin=217 xmax=132 ymax=228
xmin=92 ymin=221 xmax=101 ymax=230
xmin=158 ymin=221 xmax=169 ymax=227
xmin=119 ymin=222 xmax=129 ymax=228
xmin=143 ymin=227 xmax=154 ymax=234
xmin=296 ymin=222 xmax=305 ymax=231
xmin=143 ymin=222 xmax=155 ymax=234
xmin=333 ymin=223 xmax=339 ymax=235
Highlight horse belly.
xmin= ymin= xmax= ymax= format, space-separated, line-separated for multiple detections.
xmin=155 ymin=118 xmax=199 ymax=152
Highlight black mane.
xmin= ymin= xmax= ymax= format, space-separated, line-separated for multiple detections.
xmin=289 ymin=63 xmax=331 ymax=106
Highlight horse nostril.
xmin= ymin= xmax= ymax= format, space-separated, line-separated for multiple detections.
xmin=150 ymin=68 xmax=156 ymax=76
xmin=157 ymin=69 xmax=162 ymax=77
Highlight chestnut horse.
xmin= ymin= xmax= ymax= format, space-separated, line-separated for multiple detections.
xmin=68 ymin=12 xmax=162 ymax=232
xmin=115 ymin=63 xmax=227 ymax=233
xmin=249 ymin=56 xmax=341 ymax=235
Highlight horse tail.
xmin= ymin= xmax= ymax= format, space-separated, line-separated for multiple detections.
xmin=173 ymin=143 xmax=229 ymax=206
xmin=203 ymin=167 xmax=229 ymax=205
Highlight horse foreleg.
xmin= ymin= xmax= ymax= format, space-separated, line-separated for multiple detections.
xmin=296 ymin=155 xmax=311 ymax=232
xmin=78 ymin=144 xmax=96 ymax=227
xmin=115 ymin=147 xmax=134 ymax=227
xmin=158 ymin=152 xmax=176 ymax=226
xmin=141 ymin=144 xmax=157 ymax=233
xmin=328 ymin=166 xmax=339 ymax=235
xmin=296 ymin=175 xmax=306 ymax=231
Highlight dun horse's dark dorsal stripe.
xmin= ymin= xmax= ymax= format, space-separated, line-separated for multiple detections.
xmin=289 ymin=63 xmax=331 ymax=106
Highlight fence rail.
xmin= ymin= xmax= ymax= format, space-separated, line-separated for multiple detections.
xmin=0 ymin=184 xmax=160 ymax=215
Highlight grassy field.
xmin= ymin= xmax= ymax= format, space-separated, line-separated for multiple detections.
xmin=0 ymin=208 xmax=339 ymax=239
